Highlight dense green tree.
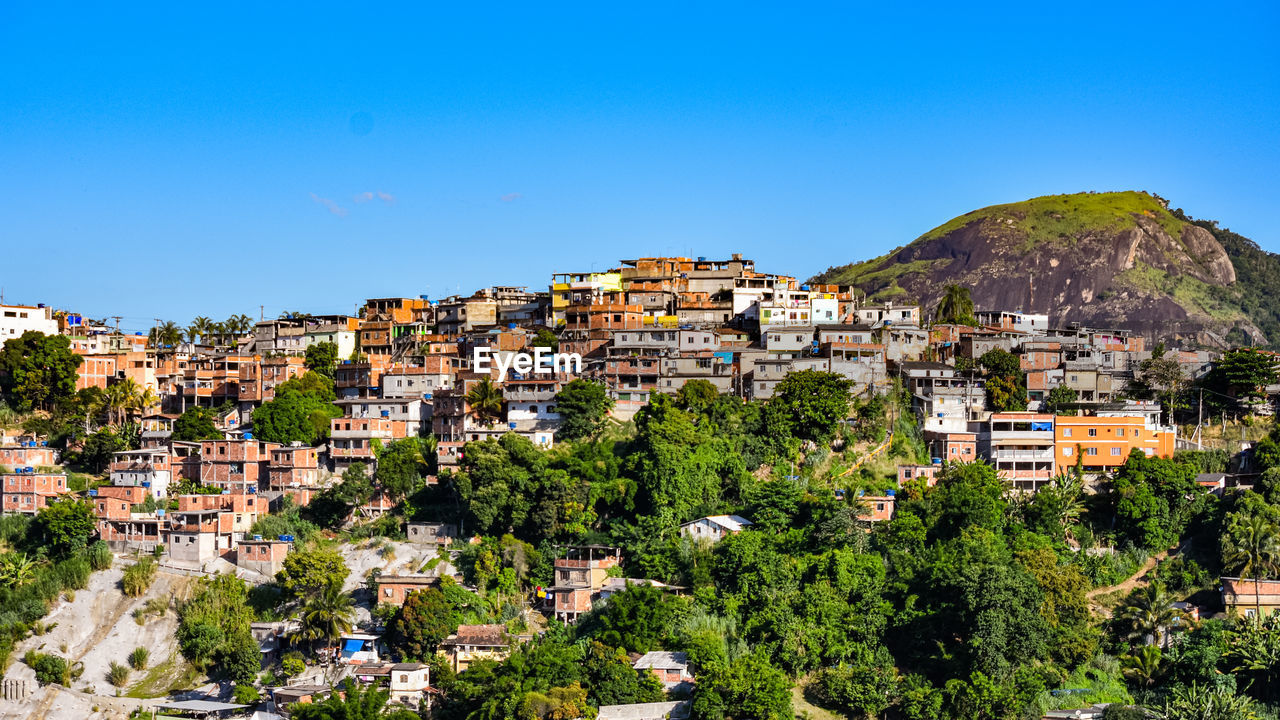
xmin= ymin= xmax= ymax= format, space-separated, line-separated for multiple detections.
xmin=176 ymin=575 xmax=258 ymax=681
xmin=277 ymin=546 xmax=351 ymax=598
xmin=582 ymin=641 xmax=664 ymax=706
xmin=386 ymin=586 xmax=460 ymax=660
xmin=581 ymin=582 xmax=686 ymax=654
xmin=531 ymin=328 xmax=559 ymax=351
xmin=172 ymin=406 xmax=223 ymax=442
xmin=305 ymin=341 xmax=340 ymax=379
xmin=1201 ymin=348 xmax=1280 ymax=413
xmin=375 ymin=437 xmax=431 ymax=499
xmin=34 ymin=498 xmax=97 ymax=559
xmin=554 ymin=379 xmax=613 ymax=441
xmin=1045 ymin=384 xmax=1078 ymax=414
xmin=252 ymin=373 xmax=341 ymax=445
xmin=811 ymin=643 xmax=899 ymax=719
xmin=79 ymin=426 xmax=135 ymax=472
xmin=691 ymin=651 xmax=792 ymax=720
xmin=674 ymin=379 xmax=719 ymax=413
xmin=453 ymin=434 xmax=594 ymax=541
xmin=770 ymin=370 xmax=852 ymax=442
xmin=0 ymin=331 xmax=83 ymax=411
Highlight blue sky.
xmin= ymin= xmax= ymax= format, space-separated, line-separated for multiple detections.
xmin=2 ymin=3 xmax=1278 ymax=332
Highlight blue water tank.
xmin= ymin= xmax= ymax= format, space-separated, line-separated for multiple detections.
xmin=801 ymin=284 xmax=810 ymax=291
xmin=248 ymin=486 xmax=257 ymax=493
xmin=157 ymin=509 xmax=165 ymax=517
xmin=886 ymin=489 xmax=896 ymax=497
xmin=279 ymin=534 xmax=294 ymax=543
xmin=142 ymin=481 xmax=151 ymax=488
xmin=508 ymin=323 xmax=517 ymax=329
xmin=88 ymin=489 xmax=98 ymax=497
xmin=509 ymin=422 xmax=517 ymax=429
xmin=380 ymin=410 xmax=390 ymax=418
xmin=243 ymin=432 xmax=253 ymax=440
xmin=253 ymin=534 xmax=263 ymax=541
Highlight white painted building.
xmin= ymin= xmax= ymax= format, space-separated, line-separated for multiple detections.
xmin=0 ymin=304 xmax=58 ymax=339
xmin=679 ymin=514 xmax=753 ymax=543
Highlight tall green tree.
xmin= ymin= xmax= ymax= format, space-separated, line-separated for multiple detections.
xmin=34 ymin=498 xmax=97 ymax=559
xmin=0 ymin=331 xmax=83 ymax=411
xmin=934 ymin=284 xmax=977 ymax=325
xmin=466 ymin=378 xmax=504 ymax=425
xmin=173 ymin=406 xmax=223 ymax=441
xmin=770 ymin=369 xmax=852 ymax=442
xmin=375 ymin=437 xmax=431 ymax=499
xmin=554 ymin=380 xmax=613 ymax=441
xmin=295 ymin=581 xmax=356 ymax=649
xmin=1221 ymin=508 xmax=1280 ymax=619
xmin=305 ymin=341 xmax=340 ymax=379
xmin=386 ymin=586 xmax=460 ymax=660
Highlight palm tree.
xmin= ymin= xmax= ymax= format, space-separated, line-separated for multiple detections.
xmin=1121 ymin=645 xmax=1163 ymax=687
xmin=131 ymin=387 xmax=158 ymax=418
xmin=0 ymin=553 xmax=37 ymax=586
xmin=294 ymin=581 xmax=356 ymax=650
xmin=187 ymin=316 xmax=213 ymax=345
xmin=1117 ymin=582 xmax=1187 ymax=647
xmin=1042 ymin=471 xmax=1085 ymax=540
xmin=159 ymin=321 xmax=183 ymax=348
xmin=465 ymin=377 xmax=504 ymax=425
xmin=1222 ymin=511 xmax=1280 ymax=620
xmin=226 ymin=314 xmax=254 ymax=342
xmin=105 ymin=379 xmax=139 ymax=426
xmin=934 ymin=284 xmax=976 ymax=325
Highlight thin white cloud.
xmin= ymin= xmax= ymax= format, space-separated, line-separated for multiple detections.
xmin=354 ymin=190 xmax=396 ymax=205
xmin=310 ymin=193 xmax=348 ymax=217
xmin=500 ymin=192 xmax=522 ymax=203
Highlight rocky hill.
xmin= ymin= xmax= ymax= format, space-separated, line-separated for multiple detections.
xmin=811 ymin=191 xmax=1278 ymax=347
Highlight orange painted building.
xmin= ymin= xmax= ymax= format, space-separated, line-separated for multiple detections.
xmin=1054 ymin=414 xmax=1175 ymax=471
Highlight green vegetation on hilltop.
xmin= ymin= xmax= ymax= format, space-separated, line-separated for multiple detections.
xmin=816 ymin=191 xmax=1187 ymax=287
xmin=917 ymin=190 xmax=1185 ymax=247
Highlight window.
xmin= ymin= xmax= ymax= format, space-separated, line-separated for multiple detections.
xmin=1063 ymin=447 xmax=1073 ymax=456
xmin=1087 ymin=447 xmax=1098 ymax=456
xmin=1111 ymin=447 xmax=1122 ymax=456
xmin=1062 ymin=428 xmax=1072 ymax=438
xmin=1088 ymin=428 xmax=1098 ymax=437
xmin=385 ymin=588 xmax=392 ymax=597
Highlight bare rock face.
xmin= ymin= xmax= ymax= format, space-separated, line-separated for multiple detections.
xmin=813 ymin=192 xmax=1258 ymax=346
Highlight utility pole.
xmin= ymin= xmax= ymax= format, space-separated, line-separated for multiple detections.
xmin=260 ymin=305 xmax=264 ymax=321
xmin=111 ymin=316 xmax=122 ymax=335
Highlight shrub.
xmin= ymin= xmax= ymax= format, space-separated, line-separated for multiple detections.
xmin=88 ymin=541 xmax=114 ymax=571
xmin=232 ymin=684 xmax=261 ymax=704
xmin=128 ymin=647 xmax=149 ymax=670
xmin=121 ymin=558 xmax=157 ymax=597
xmin=281 ymin=654 xmax=306 ymax=678
xmin=107 ymin=661 xmax=130 ymax=687
xmin=24 ymin=651 xmax=69 ymax=686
